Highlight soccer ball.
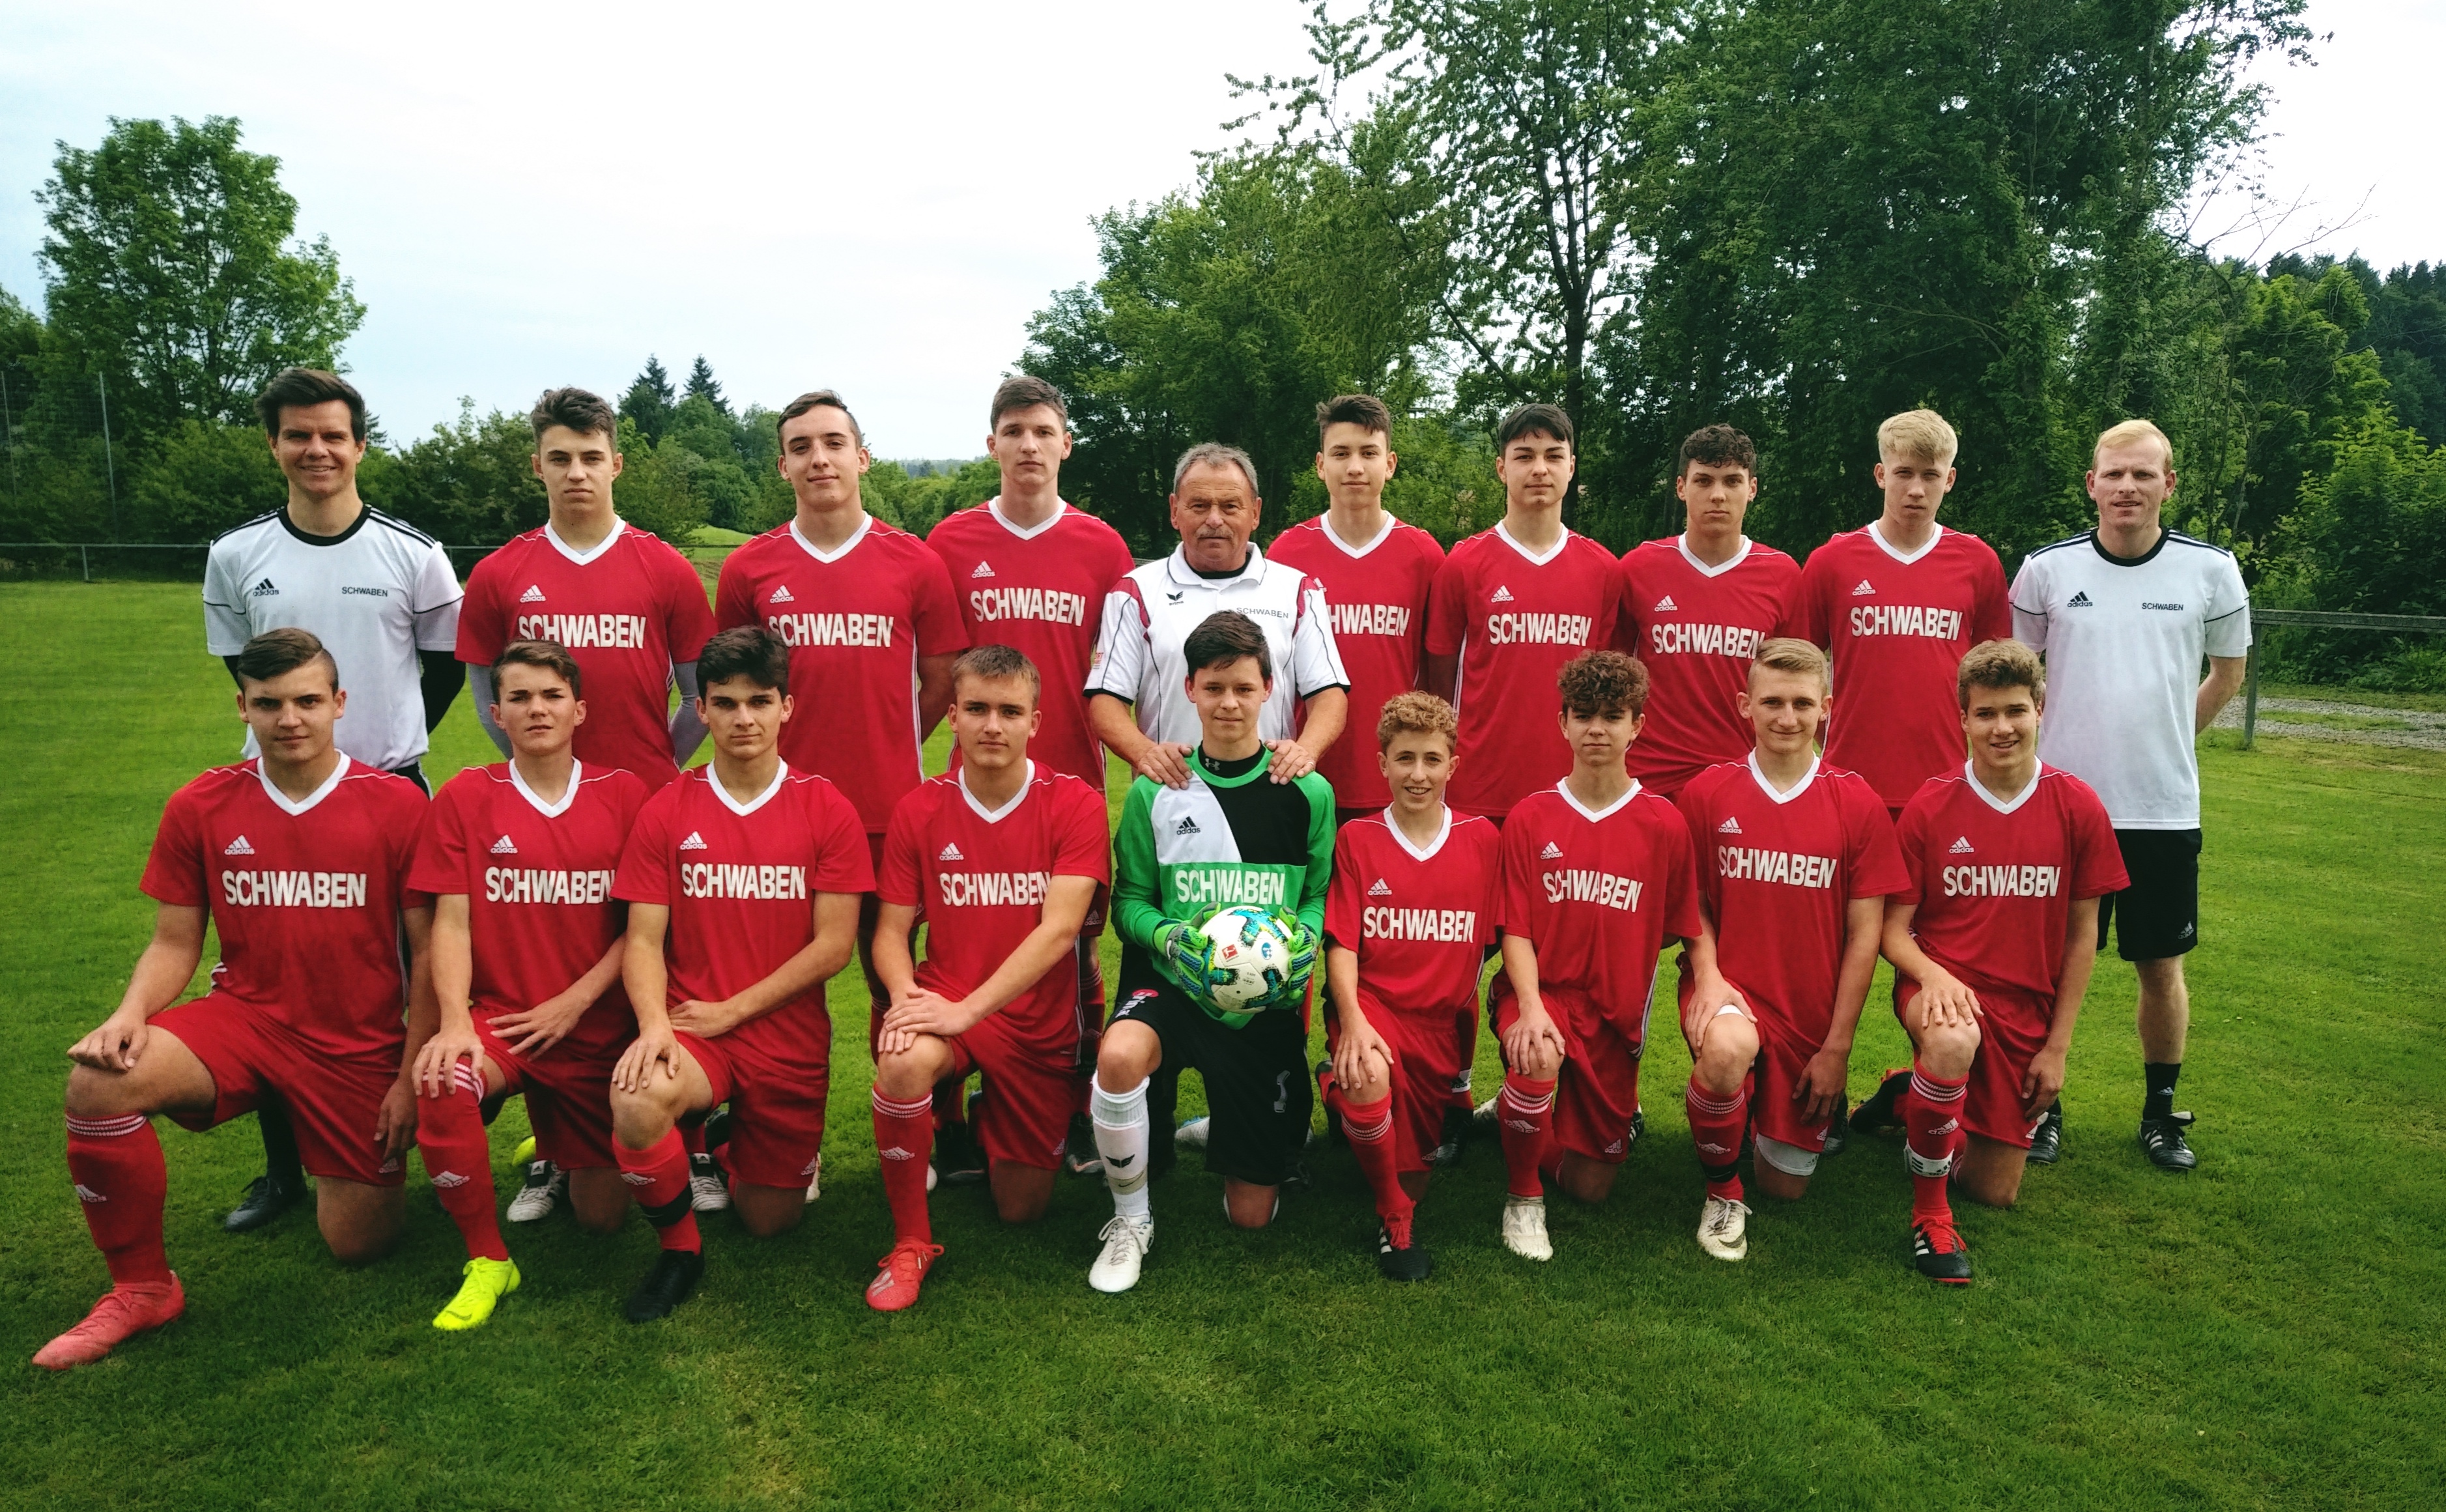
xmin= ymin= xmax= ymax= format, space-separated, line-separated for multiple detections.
xmin=1197 ymin=906 xmax=1299 ymax=1014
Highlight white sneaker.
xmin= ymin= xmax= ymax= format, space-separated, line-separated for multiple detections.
xmin=1088 ymin=1214 xmax=1155 ymax=1293
xmin=925 ymin=1164 xmax=938 ymax=1193
xmin=1174 ymin=1117 xmax=1210 ymax=1150
xmin=1698 ymin=1194 xmax=1750 ymax=1261
xmin=1501 ymin=1194 xmax=1552 ymax=1261
xmin=505 ymin=1160 xmax=563 ymax=1223
xmin=690 ymin=1152 xmax=731 ymax=1212
xmin=804 ymin=1154 xmax=822 ymax=1202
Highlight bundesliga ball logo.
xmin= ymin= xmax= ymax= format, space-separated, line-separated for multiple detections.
xmin=1198 ymin=906 xmax=1298 ymax=1014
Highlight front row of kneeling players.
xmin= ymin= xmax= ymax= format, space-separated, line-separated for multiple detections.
xmin=39 ymin=612 xmax=2118 ymax=1365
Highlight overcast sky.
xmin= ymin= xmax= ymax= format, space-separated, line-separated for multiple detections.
xmin=2 ymin=0 xmax=2436 ymax=459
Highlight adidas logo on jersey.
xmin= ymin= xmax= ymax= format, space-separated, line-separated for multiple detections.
xmin=223 ymin=835 xmax=255 ymax=856
xmin=879 ymin=1146 xmax=917 ymax=1160
xmin=1653 ymin=595 xmax=1678 ymax=612
xmin=490 ymin=835 xmax=518 ymax=855
xmin=2068 ymin=591 xmax=2093 ymax=607
xmin=1490 ymin=585 xmax=1515 ymax=603
xmin=1540 ymin=841 xmax=1563 ymax=860
xmin=248 ymin=577 xmax=279 ymax=597
xmin=1718 ymin=816 xmax=1742 ymax=834
xmin=1175 ymin=816 xmax=1201 ymax=836
xmin=430 ymin=1171 xmax=470 ymax=1189
xmin=1949 ymin=836 xmax=1975 ymax=855
xmin=1853 ymin=579 xmax=1875 ymax=596
xmin=938 ymin=842 xmax=965 ymax=862
xmin=679 ymin=831 xmax=708 ymax=851
xmin=971 ymin=561 xmax=995 ymax=578
xmin=769 ymin=585 xmax=795 ymax=605
xmin=73 ymin=1184 xmax=106 ymax=1204
xmin=1368 ymin=878 xmax=1392 ymax=897
xmin=519 ymin=584 xmax=546 ymax=603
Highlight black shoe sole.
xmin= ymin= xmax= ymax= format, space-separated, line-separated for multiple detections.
xmin=624 ymin=1251 xmax=705 ymax=1323
xmin=223 ymin=1177 xmax=304 ymax=1233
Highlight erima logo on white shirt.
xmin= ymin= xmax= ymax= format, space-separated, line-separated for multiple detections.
xmin=1540 ymin=841 xmax=1563 ymax=859
xmin=1653 ymin=595 xmax=1678 ymax=612
xmin=1368 ymin=878 xmax=1391 ymax=897
xmin=249 ymin=577 xmax=278 ymax=597
xmin=1490 ymin=585 xmax=1515 ymax=603
xmin=223 ymin=835 xmax=255 ymax=856
xmin=1949 ymin=836 xmax=1975 ymax=855
xmin=971 ymin=561 xmax=995 ymax=578
xmin=679 ymin=831 xmax=708 ymax=851
xmin=490 ymin=835 xmax=518 ymax=855
xmin=939 ymin=842 xmax=964 ymax=861
xmin=769 ymin=585 xmax=795 ymax=604
xmin=1853 ymin=579 xmax=1875 ymax=596
xmin=519 ymin=584 xmax=546 ymax=603
xmin=2068 ymin=591 xmax=2093 ymax=607
xmin=1718 ymin=816 xmax=1742 ymax=834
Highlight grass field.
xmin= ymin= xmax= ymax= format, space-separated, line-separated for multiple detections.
xmin=1 ymin=580 xmax=2440 ymax=1511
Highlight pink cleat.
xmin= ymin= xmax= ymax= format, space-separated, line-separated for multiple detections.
xmin=33 ymin=1276 xmax=186 ymax=1369
xmin=864 ymin=1239 xmax=943 ymax=1312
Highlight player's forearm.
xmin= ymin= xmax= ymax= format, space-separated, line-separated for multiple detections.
xmin=1880 ymin=909 xmax=1953 ymax=990
xmin=1090 ymin=694 xmax=1156 ymax=767
xmin=622 ymin=912 xmax=674 ymax=1033
xmin=399 ymin=906 xmax=441 ymax=1073
xmin=420 ymin=649 xmax=464 ymax=734
xmin=2047 ymin=900 xmax=2103 ymax=1053
xmin=117 ymin=936 xmax=206 ymax=1023
xmin=564 ymin=937 xmax=628 ymax=1012
xmin=1293 ymin=688 xmax=1347 ymax=759
xmin=724 ymin=892 xmax=860 ymax=1024
xmin=1500 ymin=935 xmax=1544 ymax=1014
xmin=2195 ymin=657 xmax=2247 ymax=735
xmin=962 ymin=920 xmax=1087 ymax=1021
xmin=870 ymin=904 xmax=921 ymax=999
xmin=429 ymin=896 xmax=477 ymax=1031
xmin=467 ymin=666 xmax=513 ymax=758
xmin=669 ymin=662 xmax=707 ymax=765
xmin=915 ymin=656 xmax=957 ymax=739
xmin=1326 ymin=947 xmax=1365 ymax=1027
xmin=1823 ymin=926 xmax=1883 ymax=1052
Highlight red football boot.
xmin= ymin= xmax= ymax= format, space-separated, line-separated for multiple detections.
xmin=864 ymin=1238 xmax=945 ymax=1312
xmin=33 ymin=1276 xmax=186 ymax=1369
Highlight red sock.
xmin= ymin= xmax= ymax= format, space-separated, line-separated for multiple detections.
xmin=680 ymin=1121 xmax=707 ymax=1160
xmin=1333 ymin=1085 xmax=1414 ymax=1242
xmin=1905 ymin=1063 xmax=1969 ymax=1225
xmin=872 ymin=1087 xmax=935 ymax=1244
xmin=933 ymin=1077 xmax=968 ymax=1134
xmin=1686 ymin=1074 xmax=1748 ymax=1201
xmin=418 ymin=1066 xmax=507 ymax=1262
xmin=616 ymin=1127 xmax=700 ymax=1252
xmin=1497 ymin=1073 xmax=1557 ymax=1198
xmin=65 ymin=1113 xmax=171 ymax=1286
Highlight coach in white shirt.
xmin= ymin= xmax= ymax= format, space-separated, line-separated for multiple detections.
xmin=199 ymin=367 xmax=465 ymax=1231
xmin=2010 ymin=418 xmax=2249 ymax=1175
xmin=1087 ymin=442 xmax=1350 ymax=787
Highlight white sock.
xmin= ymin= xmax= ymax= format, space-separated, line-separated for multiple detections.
xmin=1092 ymin=1075 xmax=1152 ymax=1218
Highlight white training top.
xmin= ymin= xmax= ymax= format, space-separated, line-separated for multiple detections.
xmin=1086 ymin=542 xmax=1349 ymax=747
xmin=204 ymin=506 xmax=464 ymax=771
xmin=2010 ymin=528 xmax=2251 ymax=829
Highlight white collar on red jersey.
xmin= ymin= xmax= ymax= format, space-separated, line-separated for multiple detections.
xmin=509 ymin=758 xmax=583 ymax=819
xmin=544 ymin=519 xmax=626 ymax=565
xmin=709 ymin=760 xmax=789 ymax=817
xmin=959 ymin=760 xmax=1036 ymax=824
xmin=257 ymin=752 xmax=351 ymax=817
xmin=1746 ymin=750 xmax=1821 ymax=805
xmin=1382 ymin=803 xmax=1454 ymax=862
xmin=1494 ymin=519 xmax=1572 ymax=567
xmin=1674 ymin=533 xmax=1754 ymax=578
xmin=789 ymin=513 xmax=873 ymax=565
xmin=1319 ymin=511 xmax=1398 ymax=559
xmin=1963 ymin=758 xmax=2045 ymax=815
xmin=1555 ymin=776 xmax=1642 ymax=823
xmin=1868 ymin=519 xmax=1945 ymax=566
xmin=986 ymin=496 xmax=1068 ymax=541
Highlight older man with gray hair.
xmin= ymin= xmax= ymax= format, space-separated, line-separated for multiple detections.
xmin=1087 ymin=442 xmax=1350 ymax=786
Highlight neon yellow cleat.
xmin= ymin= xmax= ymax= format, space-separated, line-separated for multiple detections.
xmin=433 ymin=1257 xmax=521 ymax=1332
xmin=510 ymin=1135 xmax=537 ymax=1167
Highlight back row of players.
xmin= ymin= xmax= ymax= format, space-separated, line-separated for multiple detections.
xmin=35 ymin=370 xmax=2249 ymax=1365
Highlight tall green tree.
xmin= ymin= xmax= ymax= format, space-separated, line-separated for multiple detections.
xmin=683 ymin=356 xmax=729 ymax=417
xmin=621 ymin=355 xmax=676 ymax=444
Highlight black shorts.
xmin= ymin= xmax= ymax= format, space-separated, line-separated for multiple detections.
xmin=1112 ymin=981 xmax=1312 ymax=1188
xmin=2099 ymin=829 xmax=2201 ymax=962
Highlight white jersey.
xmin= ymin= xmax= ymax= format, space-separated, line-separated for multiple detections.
xmin=204 ymin=507 xmax=464 ymax=771
xmin=1086 ymin=542 xmax=1348 ymax=747
xmin=2010 ymin=528 xmax=2250 ymax=829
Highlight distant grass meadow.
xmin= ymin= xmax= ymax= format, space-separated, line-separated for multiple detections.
xmin=1 ymin=582 xmax=2439 ymax=1510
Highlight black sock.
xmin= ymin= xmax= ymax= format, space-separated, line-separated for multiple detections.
xmin=257 ymin=1101 xmax=305 ymax=1190
xmin=2142 ymin=1061 xmax=2181 ymax=1122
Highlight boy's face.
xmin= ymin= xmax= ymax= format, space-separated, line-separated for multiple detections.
xmin=1739 ymin=666 xmax=1826 ymax=756
xmin=1560 ymin=702 xmax=1640 ymax=774
xmin=494 ymin=663 xmax=585 ymax=759
xmin=238 ymin=663 xmax=343 ymax=765
xmin=950 ymin=672 xmax=1040 ymax=774
xmin=700 ymin=675 xmax=791 ymax=761
xmin=988 ymin=405 xmax=1071 ymax=494
xmin=1674 ymin=459 xmax=1756 ymax=536
xmin=1874 ymin=451 xmax=1956 ymax=528
xmin=269 ymin=401 xmax=365 ymax=503
xmin=1961 ymin=681 xmax=2041 ymax=772
xmin=1186 ymin=655 xmax=1271 ymax=746
xmin=1495 ymin=429 xmax=1573 ymax=511
xmin=1316 ymin=423 xmax=1396 ymax=509
xmin=533 ymin=425 xmax=623 ymax=515
xmin=778 ymin=405 xmax=870 ymax=511
xmin=1378 ymin=730 xmax=1455 ymax=812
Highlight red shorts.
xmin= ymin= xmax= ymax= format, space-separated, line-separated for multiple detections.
xmin=1325 ymin=993 xmax=1470 ymax=1176
xmin=1671 ymin=968 xmax=1834 ymax=1156
xmin=154 ymin=992 xmax=406 ymax=1187
xmin=941 ymin=1012 xmax=1079 ymax=1171
xmin=1894 ymin=979 xmax=2051 ymax=1148
xmin=1490 ymin=977 xmax=1643 ymax=1165
xmin=477 ymin=1016 xmax=627 ymax=1170
xmin=678 ymin=1029 xmax=830 ymax=1190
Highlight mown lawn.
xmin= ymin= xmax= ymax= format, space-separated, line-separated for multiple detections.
xmin=0 ymin=581 xmax=2438 ymax=1511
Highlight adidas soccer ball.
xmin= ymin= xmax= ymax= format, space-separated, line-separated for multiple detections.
xmin=1197 ymin=906 xmax=1299 ymax=1014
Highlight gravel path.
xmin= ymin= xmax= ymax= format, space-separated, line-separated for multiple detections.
xmin=2210 ymin=696 xmax=2446 ymax=750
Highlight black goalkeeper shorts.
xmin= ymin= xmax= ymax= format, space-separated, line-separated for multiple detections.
xmin=1112 ymin=980 xmax=1312 ymax=1188
xmin=2098 ymin=828 xmax=2202 ymax=962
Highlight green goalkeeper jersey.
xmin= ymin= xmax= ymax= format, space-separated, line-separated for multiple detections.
xmin=1113 ymin=746 xmax=1335 ymax=1023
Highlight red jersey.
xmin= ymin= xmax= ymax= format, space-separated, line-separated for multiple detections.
xmin=613 ymin=765 xmax=875 ymax=1072
xmin=1675 ymin=756 xmax=1907 ymax=1050
xmin=1614 ymin=535 xmax=1799 ymax=795
xmin=877 ymin=763 xmax=1112 ymax=1048
xmin=139 ymin=757 xmax=427 ymax=1061
xmin=926 ymin=499 xmax=1135 ymax=789
xmin=1266 ymin=513 xmax=1444 ymax=810
xmin=410 ymin=761 xmax=651 ymax=1055
xmin=713 ymin=516 xmax=967 ymax=831
xmin=456 ymin=522 xmax=717 ymax=782
xmin=1425 ymin=524 xmax=1622 ymax=818
xmin=1780 ymin=522 xmax=2011 ymax=806
xmin=1324 ymin=807 xmax=1501 ymax=1018
xmin=1498 ymin=782 xmax=1703 ymax=1036
xmin=1895 ymin=763 xmax=2127 ymax=1003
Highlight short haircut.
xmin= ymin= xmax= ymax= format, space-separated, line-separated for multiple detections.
xmin=1750 ymin=636 xmax=1830 ymax=691
xmin=1557 ymin=649 xmax=1649 ymax=720
xmin=1957 ymin=639 xmax=2045 ymax=708
xmin=2094 ymin=418 xmax=2174 ymax=468
xmin=530 ymin=386 xmax=619 ymax=444
xmin=778 ymin=389 xmax=864 ymax=448
xmin=1316 ymin=393 xmax=1393 ymax=446
xmin=1496 ymin=403 xmax=1574 ymax=453
xmin=1877 ymin=408 xmax=1958 ymax=466
xmin=696 ymin=625 xmax=791 ymax=692
xmin=255 ymin=367 xmax=366 ymax=441
xmin=1376 ymin=691 xmax=1458 ymax=750
xmin=989 ymin=375 xmax=1068 ymax=432
xmin=234 ymin=626 xmax=337 ymax=691
xmin=1679 ymin=423 xmax=1757 ymax=477
xmin=951 ymin=643 xmax=1041 ymax=700
xmin=492 ymin=638 xmax=583 ymax=698
xmin=1182 ymin=610 xmax=1273 ymax=683
xmin=1171 ymin=440 xmax=1259 ymax=498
